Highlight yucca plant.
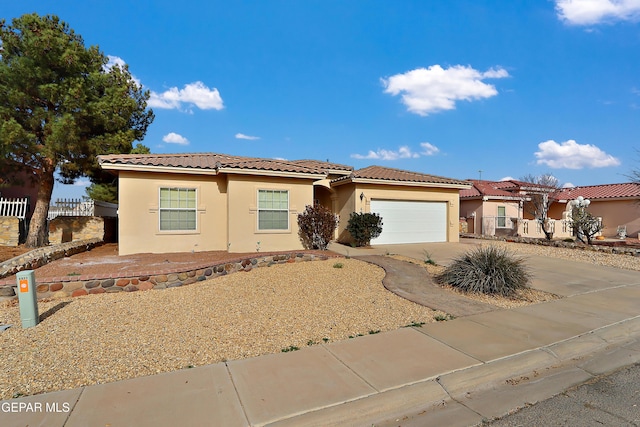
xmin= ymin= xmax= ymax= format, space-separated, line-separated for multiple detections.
xmin=436 ymin=246 xmax=530 ymax=297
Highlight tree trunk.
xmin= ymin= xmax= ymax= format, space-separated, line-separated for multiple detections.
xmin=25 ymin=166 xmax=55 ymax=248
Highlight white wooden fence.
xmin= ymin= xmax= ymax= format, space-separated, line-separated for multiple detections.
xmin=47 ymin=198 xmax=95 ymax=220
xmin=0 ymin=197 xmax=28 ymax=220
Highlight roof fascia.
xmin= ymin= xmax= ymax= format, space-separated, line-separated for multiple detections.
xmin=99 ymin=163 xmax=218 ymax=176
xmin=332 ymin=177 xmax=471 ymax=189
xmin=217 ymin=167 xmax=325 ymax=180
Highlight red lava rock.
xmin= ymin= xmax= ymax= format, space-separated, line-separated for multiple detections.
xmin=116 ymin=278 xmax=130 ymax=287
xmin=50 ymin=283 xmax=63 ymax=292
xmin=137 ymin=282 xmax=153 ymax=291
xmin=130 ymin=279 xmax=139 ymax=285
xmin=36 ymin=284 xmax=49 ymax=293
xmin=89 ymin=288 xmax=105 ymax=294
xmin=71 ymin=289 xmax=88 ymax=297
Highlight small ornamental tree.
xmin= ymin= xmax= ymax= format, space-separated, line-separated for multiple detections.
xmin=346 ymin=212 xmax=383 ymax=247
xmin=570 ymin=207 xmax=603 ymax=245
xmin=297 ymin=204 xmax=338 ymax=250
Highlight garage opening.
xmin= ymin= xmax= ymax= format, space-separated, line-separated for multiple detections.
xmin=370 ymin=200 xmax=447 ymax=244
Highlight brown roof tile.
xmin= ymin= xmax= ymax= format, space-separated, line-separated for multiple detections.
xmin=290 ymin=159 xmax=353 ymax=173
xmin=334 ymin=165 xmax=469 ymax=186
xmin=98 ymin=153 xmax=325 ymax=175
xmin=554 ymin=183 xmax=640 ymax=200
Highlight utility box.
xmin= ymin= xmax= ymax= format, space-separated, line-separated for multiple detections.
xmin=16 ymin=270 xmax=39 ymax=328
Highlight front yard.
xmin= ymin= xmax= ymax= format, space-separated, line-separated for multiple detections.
xmin=0 ymin=258 xmax=446 ymax=400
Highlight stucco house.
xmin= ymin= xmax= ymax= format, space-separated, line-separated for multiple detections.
xmin=459 ymin=179 xmax=554 ymax=236
xmin=97 ymin=153 xmax=471 ymax=255
xmin=551 ymin=183 xmax=640 ymax=239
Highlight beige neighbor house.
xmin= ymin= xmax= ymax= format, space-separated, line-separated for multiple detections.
xmin=551 ymin=183 xmax=640 ymax=239
xmin=98 ymin=153 xmax=471 ymax=255
xmin=460 ymin=179 xmax=555 ymax=237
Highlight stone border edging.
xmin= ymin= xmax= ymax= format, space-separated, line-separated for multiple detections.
xmin=461 ymin=233 xmax=640 ymax=257
xmin=0 ymin=252 xmax=336 ymax=299
xmin=0 ymin=238 xmax=103 ymax=282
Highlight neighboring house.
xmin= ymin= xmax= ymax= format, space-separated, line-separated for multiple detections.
xmin=459 ymin=179 xmax=550 ymax=236
xmin=552 ymin=183 xmax=640 ymax=239
xmin=98 ymin=153 xmax=471 ymax=255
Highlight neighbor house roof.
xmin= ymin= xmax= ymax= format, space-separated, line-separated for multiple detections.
xmin=460 ymin=179 xmax=555 ymax=200
xmin=331 ymin=165 xmax=471 ymax=189
xmin=98 ymin=153 xmax=327 ymax=178
xmin=554 ymin=183 xmax=640 ymax=201
xmin=290 ymin=159 xmax=353 ymax=175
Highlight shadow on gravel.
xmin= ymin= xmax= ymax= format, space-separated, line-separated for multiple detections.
xmin=39 ymin=301 xmax=72 ymax=323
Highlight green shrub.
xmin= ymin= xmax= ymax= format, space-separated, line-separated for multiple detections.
xmin=436 ymin=246 xmax=530 ymax=297
xmin=333 ymin=262 xmax=344 ymax=268
xmin=297 ymin=204 xmax=338 ymax=250
xmin=346 ymin=212 xmax=383 ymax=247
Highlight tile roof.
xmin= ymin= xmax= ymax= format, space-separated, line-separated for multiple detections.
xmin=460 ymin=179 xmax=556 ymax=199
xmin=98 ymin=153 xmax=325 ymax=175
xmin=333 ymin=165 xmax=470 ymax=186
xmin=554 ymin=183 xmax=640 ymax=200
xmin=290 ymin=159 xmax=353 ymax=174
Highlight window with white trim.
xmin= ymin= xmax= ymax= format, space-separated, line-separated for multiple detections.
xmin=159 ymin=188 xmax=197 ymax=231
xmin=497 ymin=206 xmax=507 ymax=228
xmin=258 ymin=189 xmax=289 ymax=230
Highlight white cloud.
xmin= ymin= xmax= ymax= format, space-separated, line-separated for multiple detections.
xmin=420 ymin=142 xmax=440 ymax=156
xmin=351 ymin=145 xmax=420 ymax=160
xmin=72 ymin=178 xmax=90 ymax=187
xmin=149 ymin=82 xmax=224 ymax=111
xmin=500 ymin=176 xmax=515 ymax=181
xmin=103 ymin=55 xmax=141 ymax=86
xmin=162 ymin=132 xmax=189 ymax=145
xmin=235 ymin=133 xmax=261 ymax=140
xmin=382 ymin=65 xmax=509 ymax=116
xmin=563 ymin=182 xmax=576 ymax=188
xmin=556 ymin=0 xmax=640 ymax=25
xmin=534 ymin=139 xmax=620 ymax=169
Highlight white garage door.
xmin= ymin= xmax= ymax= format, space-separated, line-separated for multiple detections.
xmin=370 ymin=200 xmax=447 ymax=245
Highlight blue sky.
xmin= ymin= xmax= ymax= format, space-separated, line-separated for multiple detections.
xmin=4 ymin=1 xmax=640 ymax=200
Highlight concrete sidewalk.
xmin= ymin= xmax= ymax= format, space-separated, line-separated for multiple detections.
xmin=2 ymin=244 xmax=640 ymax=427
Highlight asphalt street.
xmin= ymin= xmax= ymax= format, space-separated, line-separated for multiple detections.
xmin=486 ymin=363 xmax=640 ymax=426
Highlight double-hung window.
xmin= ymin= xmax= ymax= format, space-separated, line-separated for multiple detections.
xmin=159 ymin=188 xmax=197 ymax=231
xmin=496 ymin=206 xmax=507 ymax=228
xmin=258 ymin=190 xmax=289 ymax=230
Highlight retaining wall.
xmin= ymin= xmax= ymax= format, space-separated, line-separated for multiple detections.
xmin=0 ymin=251 xmax=330 ymax=300
xmin=0 ymin=217 xmax=20 ymax=246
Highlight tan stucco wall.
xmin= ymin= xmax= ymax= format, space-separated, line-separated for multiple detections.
xmin=549 ymin=199 xmax=640 ymax=238
xmin=226 ymin=175 xmax=315 ymax=253
xmin=583 ymin=200 xmax=640 ymax=238
xmin=117 ymin=171 xmax=228 ymax=255
xmin=334 ymin=183 xmax=462 ymax=243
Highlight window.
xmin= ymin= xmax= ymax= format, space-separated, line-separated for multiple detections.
xmin=497 ymin=206 xmax=506 ymax=228
xmin=258 ymin=190 xmax=289 ymax=230
xmin=159 ymin=188 xmax=196 ymax=231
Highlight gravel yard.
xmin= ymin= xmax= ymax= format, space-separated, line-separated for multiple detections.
xmin=486 ymin=240 xmax=640 ymax=271
xmin=0 ymin=258 xmax=446 ymax=400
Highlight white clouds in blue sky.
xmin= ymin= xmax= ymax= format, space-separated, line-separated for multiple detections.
xmin=162 ymin=132 xmax=189 ymax=145
xmin=149 ymin=82 xmax=224 ymax=111
xmin=535 ymin=140 xmax=621 ymax=169
xmin=382 ymin=65 xmax=509 ymax=116
xmin=352 ymin=143 xmax=440 ymax=160
xmin=235 ymin=133 xmax=261 ymax=140
xmin=556 ymin=0 xmax=640 ymax=25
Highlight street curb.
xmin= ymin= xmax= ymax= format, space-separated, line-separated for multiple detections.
xmin=267 ymin=316 xmax=640 ymax=427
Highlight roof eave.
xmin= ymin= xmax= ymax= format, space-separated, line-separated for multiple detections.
xmin=99 ymin=163 xmax=219 ymax=176
xmin=217 ymin=167 xmax=325 ymax=180
xmin=332 ymin=177 xmax=471 ymax=189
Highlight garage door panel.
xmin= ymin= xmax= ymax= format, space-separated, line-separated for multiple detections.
xmin=370 ymin=200 xmax=446 ymax=244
